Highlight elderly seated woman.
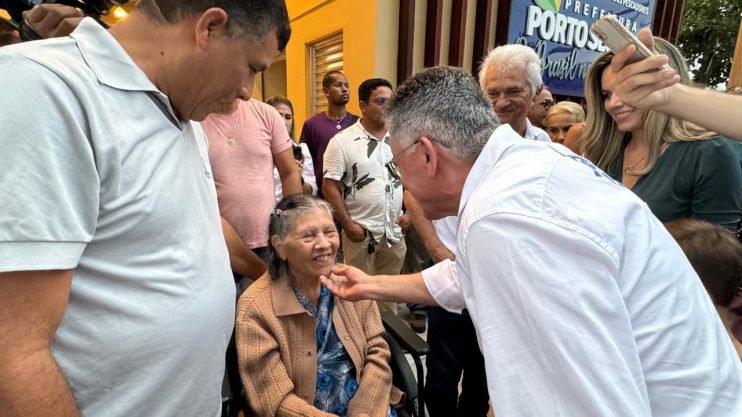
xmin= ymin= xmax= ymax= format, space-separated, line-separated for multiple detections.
xmin=236 ymin=194 xmax=401 ymax=417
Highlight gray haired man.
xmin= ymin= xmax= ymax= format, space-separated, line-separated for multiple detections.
xmin=322 ymin=66 xmax=742 ymax=416
xmin=479 ymin=44 xmax=550 ymax=142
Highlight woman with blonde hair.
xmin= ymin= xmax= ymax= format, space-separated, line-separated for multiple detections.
xmin=544 ymin=101 xmax=585 ymax=145
xmin=583 ymin=37 xmax=742 ymax=229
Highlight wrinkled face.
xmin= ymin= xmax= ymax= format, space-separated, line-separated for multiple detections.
xmin=483 ymin=63 xmax=535 ymax=127
xmin=277 ymin=209 xmax=339 ymax=281
xmin=186 ymin=30 xmax=279 ymax=121
xmin=546 ymin=112 xmax=576 ymax=144
xmin=324 ymin=73 xmax=350 ymax=106
xmin=528 ymin=88 xmax=553 ymax=125
xmin=273 ymin=103 xmax=294 ymax=135
xmin=600 ymin=66 xmax=644 ymax=133
xmin=360 ymin=86 xmax=392 ymax=125
xmin=389 ymin=138 xmax=445 ymax=219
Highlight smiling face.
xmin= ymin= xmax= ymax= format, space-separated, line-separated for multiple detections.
xmin=600 ymin=65 xmax=645 ymax=134
xmin=483 ymin=62 xmax=535 ymax=131
xmin=275 ymin=209 xmax=339 ymax=281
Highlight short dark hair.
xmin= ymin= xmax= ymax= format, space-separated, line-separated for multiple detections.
xmin=138 ymin=0 xmax=291 ymax=50
xmin=665 ymin=219 xmax=742 ymax=307
xmin=358 ymin=78 xmax=393 ymax=102
xmin=322 ymin=70 xmax=346 ymax=89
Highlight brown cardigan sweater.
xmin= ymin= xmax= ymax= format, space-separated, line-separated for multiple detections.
xmin=236 ymin=273 xmax=401 ymax=417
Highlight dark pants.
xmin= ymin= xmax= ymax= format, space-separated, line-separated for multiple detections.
xmin=425 ymin=308 xmax=489 ymax=417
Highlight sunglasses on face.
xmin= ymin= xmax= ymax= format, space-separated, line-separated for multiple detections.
xmin=368 ymin=97 xmax=390 ymax=106
xmin=539 ymin=98 xmax=555 ymax=110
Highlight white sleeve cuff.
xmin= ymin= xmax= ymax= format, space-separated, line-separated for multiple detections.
xmin=421 ymin=259 xmax=465 ymax=313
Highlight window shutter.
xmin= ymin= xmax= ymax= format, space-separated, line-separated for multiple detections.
xmin=310 ymin=31 xmax=344 ymax=115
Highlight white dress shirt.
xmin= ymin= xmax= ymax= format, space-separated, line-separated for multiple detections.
xmin=422 ymin=124 xmax=742 ymax=416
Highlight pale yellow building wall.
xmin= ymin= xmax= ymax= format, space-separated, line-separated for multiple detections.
xmin=375 ymin=0 xmax=400 ymax=86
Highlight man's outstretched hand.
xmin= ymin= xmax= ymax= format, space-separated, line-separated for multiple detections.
xmin=607 ymin=28 xmax=681 ymax=111
xmin=320 ymin=264 xmax=370 ymax=302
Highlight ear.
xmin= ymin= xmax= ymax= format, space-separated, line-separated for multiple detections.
xmin=323 ymin=86 xmax=331 ymax=98
xmin=359 ymin=100 xmax=368 ymax=114
xmin=194 ymin=7 xmax=229 ymax=49
xmin=271 ymin=235 xmax=287 ymax=260
xmin=417 ymin=136 xmax=439 ymax=177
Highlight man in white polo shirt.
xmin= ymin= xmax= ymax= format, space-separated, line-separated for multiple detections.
xmin=0 ymin=1 xmax=290 ymax=416
xmin=322 ymin=66 xmax=742 ymax=416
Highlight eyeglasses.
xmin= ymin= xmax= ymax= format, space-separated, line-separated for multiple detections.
xmin=539 ymin=98 xmax=555 ymax=110
xmin=384 ymin=137 xmax=448 ymax=180
xmin=369 ymin=97 xmax=390 ymax=106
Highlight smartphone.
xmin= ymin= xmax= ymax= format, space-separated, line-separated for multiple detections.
xmin=590 ymin=15 xmax=666 ymax=67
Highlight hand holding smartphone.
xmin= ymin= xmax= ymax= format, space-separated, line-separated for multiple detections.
xmin=590 ymin=15 xmax=669 ymax=69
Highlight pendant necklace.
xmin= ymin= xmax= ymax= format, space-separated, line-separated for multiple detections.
xmin=328 ymin=112 xmax=343 ymax=130
xmin=218 ymin=105 xmax=241 ymax=146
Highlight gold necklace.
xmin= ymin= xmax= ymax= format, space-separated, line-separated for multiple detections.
xmin=623 ymin=154 xmax=648 ymax=176
xmin=216 ymin=105 xmax=241 ymax=146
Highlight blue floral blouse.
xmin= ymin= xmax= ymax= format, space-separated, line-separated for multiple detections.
xmin=293 ymin=286 xmax=396 ymax=417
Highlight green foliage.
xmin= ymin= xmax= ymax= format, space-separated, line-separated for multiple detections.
xmin=677 ymin=0 xmax=742 ymax=87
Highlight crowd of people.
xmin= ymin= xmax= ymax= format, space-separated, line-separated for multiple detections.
xmin=1 ymin=1 xmax=741 ymax=417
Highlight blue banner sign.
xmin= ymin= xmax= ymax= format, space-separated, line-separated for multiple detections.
xmin=507 ymin=0 xmax=656 ymax=97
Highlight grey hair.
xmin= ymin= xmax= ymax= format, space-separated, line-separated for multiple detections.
xmin=137 ymin=0 xmax=291 ymax=50
xmin=478 ymin=44 xmax=543 ymax=95
xmin=384 ymin=66 xmax=500 ymax=161
xmin=267 ymin=194 xmax=334 ymax=280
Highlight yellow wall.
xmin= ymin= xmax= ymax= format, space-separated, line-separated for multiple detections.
xmin=285 ymin=0 xmax=378 ymax=129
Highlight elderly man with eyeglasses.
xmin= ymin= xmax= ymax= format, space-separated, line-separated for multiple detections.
xmin=527 ymin=86 xmax=555 ymax=129
xmin=322 ymin=78 xmax=406 ymax=314
xmin=480 ymin=44 xmax=551 ymax=142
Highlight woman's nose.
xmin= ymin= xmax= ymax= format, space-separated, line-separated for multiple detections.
xmin=607 ymin=93 xmax=623 ymax=109
xmin=315 ymin=234 xmax=331 ymax=248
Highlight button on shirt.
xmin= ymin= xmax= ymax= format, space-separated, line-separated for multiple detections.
xmin=422 ymin=124 xmax=742 ymax=416
xmin=323 ymin=120 xmax=403 ymax=245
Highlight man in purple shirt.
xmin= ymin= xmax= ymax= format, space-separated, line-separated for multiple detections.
xmin=299 ymin=70 xmax=358 ymax=197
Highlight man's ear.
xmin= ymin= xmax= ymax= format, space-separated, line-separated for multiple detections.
xmin=194 ymin=7 xmax=229 ymax=48
xmin=418 ymin=136 xmax=439 ymax=176
xmin=271 ymin=235 xmax=286 ymax=260
xmin=323 ymin=86 xmax=331 ymax=98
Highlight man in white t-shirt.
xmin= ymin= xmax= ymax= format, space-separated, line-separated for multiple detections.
xmin=322 ymin=66 xmax=742 ymax=416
